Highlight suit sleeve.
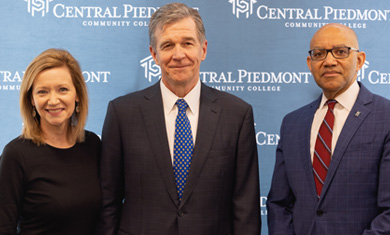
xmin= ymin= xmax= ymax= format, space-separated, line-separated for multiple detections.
xmin=233 ymin=105 xmax=261 ymax=235
xmin=96 ymin=101 xmax=125 ymax=235
xmin=0 ymin=143 xmax=24 ymax=235
xmin=267 ymin=118 xmax=296 ymax=235
xmin=362 ymin=131 xmax=390 ymax=234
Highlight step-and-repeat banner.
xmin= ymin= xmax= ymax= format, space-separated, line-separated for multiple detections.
xmin=2 ymin=0 xmax=390 ymax=234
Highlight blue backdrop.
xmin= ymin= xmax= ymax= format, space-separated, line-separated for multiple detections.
xmin=2 ymin=1 xmax=390 ymax=234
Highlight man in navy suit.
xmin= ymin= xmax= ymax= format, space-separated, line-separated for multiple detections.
xmin=267 ymin=23 xmax=390 ymax=234
xmin=97 ymin=3 xmax=260 ymax=235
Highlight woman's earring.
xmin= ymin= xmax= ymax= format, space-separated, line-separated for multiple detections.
xmin=32 ymin=107 xmax=36 ymax=117
xmin=75 ymin=103 xmax=80 ymax=113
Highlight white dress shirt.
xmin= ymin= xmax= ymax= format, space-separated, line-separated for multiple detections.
xmin=310 ymin=81 xmax=360 ymax=162
xmin=160 ymin=79 xmax=201 ymax=163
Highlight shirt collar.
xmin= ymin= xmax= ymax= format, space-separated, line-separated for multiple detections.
xmin=319 ymin=81 xmax=360 ymax=111
xmin=160 ymin=79 xmax=201 ymax=115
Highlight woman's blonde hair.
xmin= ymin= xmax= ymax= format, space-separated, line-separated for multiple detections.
xmin=20 ymin=48 xmax=88 ymax=145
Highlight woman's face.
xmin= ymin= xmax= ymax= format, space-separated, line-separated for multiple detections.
xmin=31 ymin=66 xmax=79 ymax=132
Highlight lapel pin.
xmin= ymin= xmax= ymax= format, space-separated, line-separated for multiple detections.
xmin=355 ymin=111 xmax=361 ymax=117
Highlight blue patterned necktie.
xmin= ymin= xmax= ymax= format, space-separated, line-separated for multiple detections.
xmin=173 ymin=99 xmax=194 ymax=200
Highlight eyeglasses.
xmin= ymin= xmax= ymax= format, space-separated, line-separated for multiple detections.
xmin=308 ymin=47 xmax=359 ymax=61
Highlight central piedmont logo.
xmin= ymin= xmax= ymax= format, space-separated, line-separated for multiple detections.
xmin=25 ymin=0 xmax=53 ymax=17
xmin=140 ymin=56 xmax=161 ymax=82
xmin=357 ymin=61 xmax=369 ymax=81
xmin=357 ymin=60 xmax=390 ymax=85
xmin=228 ymin=0 xmax=257 ymax=19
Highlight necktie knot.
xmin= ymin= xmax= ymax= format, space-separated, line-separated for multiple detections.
xmin=176 ymin=99 xmax=188 ymax=112
xmin=326 ymin=99 xmax=337 ymax=110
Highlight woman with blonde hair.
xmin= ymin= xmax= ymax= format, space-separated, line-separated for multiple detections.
xmin=0 ymin=48 xmax=101 ymax=234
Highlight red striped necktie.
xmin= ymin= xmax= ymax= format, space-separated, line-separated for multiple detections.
xmin=313 ymin=99 xmax=337 ymax=199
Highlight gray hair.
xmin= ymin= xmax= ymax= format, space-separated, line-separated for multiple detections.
xmin=149 ymin=2 xmax=206 ymax=50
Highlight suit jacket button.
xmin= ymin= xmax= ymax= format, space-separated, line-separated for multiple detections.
xmin=178 ymin=211 xmax=185 ymax=217
xmin=316 ymin=210 xmax=324 ymax=217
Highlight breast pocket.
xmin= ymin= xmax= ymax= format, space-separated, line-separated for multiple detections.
xmin=207 ymin=147 xmax=234 ymax=159
xmin=201 ymin=147 xmax=234 ymax=180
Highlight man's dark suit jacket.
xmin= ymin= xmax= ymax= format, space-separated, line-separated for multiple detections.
xmin=98 ymin=81 xmax=260 ymax=235
xmin=267 ymin=82 xmax=390 ymax=234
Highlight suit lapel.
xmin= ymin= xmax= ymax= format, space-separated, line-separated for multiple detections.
xmin=140 ymin=82 xmax=180 ymax=206
xmin=179 ymin=84 xmax=221 ymax=208
xmin=320 ymin=83 xmax=373 ymax=199
xmin=301 ymin=98 xmax=323 ymax=199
